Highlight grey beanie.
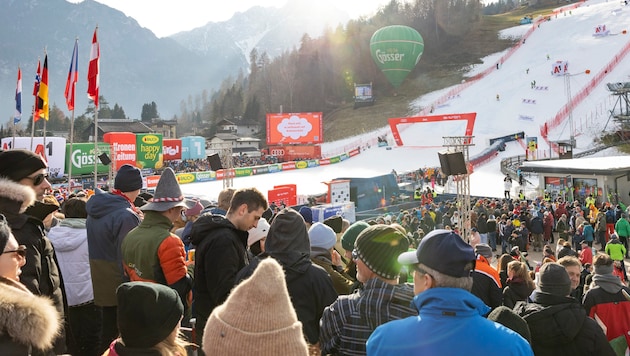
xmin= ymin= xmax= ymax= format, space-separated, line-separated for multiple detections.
xmin=538 ymin=263 xmax=571 ymax=297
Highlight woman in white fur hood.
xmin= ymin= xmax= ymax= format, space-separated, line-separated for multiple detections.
xmin=0 ymin=183 xmax=61 ymax=355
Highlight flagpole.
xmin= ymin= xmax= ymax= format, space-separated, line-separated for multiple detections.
xmin=12 ymin=116 xmax=16 ymax=149
xmin=65 ymin=38 xmax=79 ymax=192
xmin=94 ymin=109 xmax=98 ymax=188
xmin=88 ymin=26 xmax=100 ymax=189
xmin=30 ymin=105 xmax=35 ymax=150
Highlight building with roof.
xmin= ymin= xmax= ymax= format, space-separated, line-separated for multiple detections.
xmin=519 ymin=155 xmax=630 ymax=205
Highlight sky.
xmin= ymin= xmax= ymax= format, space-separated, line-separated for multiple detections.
xmin=178 ymin=0 xmax=630 ymax=205
xmin=67 ymin=0 xmax=394 ymax=38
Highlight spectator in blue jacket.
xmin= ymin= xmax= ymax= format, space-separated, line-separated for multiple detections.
xmin=366 ymin=229 xmax=533 ymax=355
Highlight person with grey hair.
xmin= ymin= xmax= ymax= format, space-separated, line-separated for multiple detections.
xmin=367 ymin=229 xmax=533 ymax=355
xmin=515 ymin=263 xmax=614 ymax=355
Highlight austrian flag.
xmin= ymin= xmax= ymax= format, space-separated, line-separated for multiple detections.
xmin=87 ymin=27 xmax=99 ymax=107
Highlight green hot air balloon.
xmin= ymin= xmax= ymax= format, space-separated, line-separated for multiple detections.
xmin=370 ymin=25 xmax=424 ymax=88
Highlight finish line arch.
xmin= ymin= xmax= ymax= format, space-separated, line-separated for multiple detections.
xmin=389 ymin=112 xmax=476 ymax=146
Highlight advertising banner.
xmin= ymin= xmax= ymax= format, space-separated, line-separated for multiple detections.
xmin=163 ymin=139 xmax=182 ymax=161
xmin=175 ymin=172 xmax=196 ymax=185
xmin=268 ymin=186 xmax=293 ymax=207
xmin=2 ymin=137 xmax=66 ymax=178
xmin=103 ymin=132 xmax=136 ymax=170
xmin=194 ymin=171 xmax=216 ymax=182
xmin=266 ymin=112 xmax=323 ymax=145
xmin=274 ymin=184 xmax=297 ymax=206
xmin=181 ymin=136 xmax=206 ymax=160
xmin=66 ymin=142 xmax=110 ymax=174
xmin=136 ymin=133 xmax=163 ymax=169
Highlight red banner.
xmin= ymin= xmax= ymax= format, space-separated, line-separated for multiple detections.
xmin=268 ymin=186 xmax=294 ymax=207
xmin=267 ymin=112 xmax=323 ymax=145
xmin=274 ymin=184 xmax=297 ymax=206
xmin=163 ymin=139 xmax=182 ymax=161
xmin=103 ymin=132 xmax=137 ymax=170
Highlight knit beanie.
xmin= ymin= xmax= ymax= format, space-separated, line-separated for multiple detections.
xmin=247 ymin=218 xmax=270 ymax=247
xmin=341 ymin=221 xmax=369 ymax=251
xmin=298 ymin=206 xmax=313 ymax=224
xmin=487 ymin=306 xmax=531 ymax=343
xmin=114 ymin=164 xmax=143 ymax=192
xmin=308 ymin=222 xmax=337 ymax=250
xmin=354 ymin=224 xmax=409 ymax=280
xmin=203 ymin=258 xmax=308 ymax=356
xmin=116 ymin=282 xmax=184 ymax=348
xmin=538 ymin=262 xmax=571 ymax=297
xmin=185 ymin=200 xmax=204 ymax=217
xmin=323 ymin=215 xmax=343 ymax=233
xmin=0 ymin=149 xmax=47 ymax=182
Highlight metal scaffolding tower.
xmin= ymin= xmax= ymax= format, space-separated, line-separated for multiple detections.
xmin=443 ymin=136 xmax=474 ymax=240
xmin=219 ymin=142 xmax=234 ymax=189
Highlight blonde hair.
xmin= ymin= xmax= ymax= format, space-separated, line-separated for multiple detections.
xmin=508 ymin=261 xmax=535 ymax=290
xmin=152 ymin=330 xmax=194 ymax=356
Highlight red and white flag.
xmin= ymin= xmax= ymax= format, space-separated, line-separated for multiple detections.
xmin=65 ymin=39 xmax=79 ymax=111
xmin=87 ymin=27 xmax=99 ymax=108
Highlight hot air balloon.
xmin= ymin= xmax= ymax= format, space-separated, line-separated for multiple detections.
xmin=370 ymin=25 xmax=424 ymax=88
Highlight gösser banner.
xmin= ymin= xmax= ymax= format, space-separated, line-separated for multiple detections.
xmin=266 ymin=112 xmax=323 ymax=145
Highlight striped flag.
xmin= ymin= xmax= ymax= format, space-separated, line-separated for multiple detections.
xmin=65 ymin=39 xmax=79 ymax=111
xmin=33 ymin=59 xmax=42 ymax=122
xmin=87 ymin=27 xmax=99 ymax=108
xmin=37 ymin=54 xmax=49 ymax=121
xmin=14 ymin=67 xmax=22 ymax=124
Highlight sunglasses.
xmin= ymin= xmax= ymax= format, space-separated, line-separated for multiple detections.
xmin=2 ymin=245 xmax=27 ymax=258
xmin=25 ymin=173 xmax=49 ymax=186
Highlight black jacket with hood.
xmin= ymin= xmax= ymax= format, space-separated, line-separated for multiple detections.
xmin=235 ymin=208 xmax=337 ymax=344
xmin=190 ymin=213 xmax=249 ymax=330
xmin=514 ymin=292 xmax=614 ymax=356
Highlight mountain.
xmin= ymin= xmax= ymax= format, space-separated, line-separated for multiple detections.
xmin=0 ymin=0 xmax=348 ymax=122
xmin=171 ymin=0 xmax=349 ymax=65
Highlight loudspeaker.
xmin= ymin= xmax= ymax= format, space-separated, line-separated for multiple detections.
xmin=438 ymin=151 xmax=467 ymax=176
xmin=207 ymin=154 xmax=223 ymax=171
xmin=98 ymin=153 xmax=111 ymax=165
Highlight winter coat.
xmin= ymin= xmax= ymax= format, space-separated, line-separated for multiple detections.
xmin=190 ymin=213 xmax=249 ymax=329
xmin=582 ymin=275 xmax=630 ymax=348
xmin=86 ymin=189 xmax=141 ymax=306
xmin=556 ymin=218 xmax=569 ymax=239
xmin=0 ymin=277 xmax=61 ymax=355
xmin=514 ymin=292 xmax=615 ymax=356
xmin=310 ymin=247 xmax=355 ymax=295
xmin=0 ymin=178 xmax=65 ymax=355
xmin=122 ymin=211 xmax=192 ymax=309
xmin=582 ymin=223 xmax=594 ymax=243
xmin=605 ymin=239 xmax=627 ymax=261
xmin=320 ymin=278 xmax=416 ymax=355
xmin=529 ymin=215 xmax=544 ymax=234
xmin=236 ymin=220 xmax=338 ymax=345
xmin=502 ymin=278 xmax=534 ymax=309
xmin=614 ymin=217 xmax=630 ymax=237
xmin=471 ymin=255 xmax=502 ymax=310
xmin=367 ymin=288 xmax=533 ymax=355
xmin=47 ymin=218 xmax=94 ymax=306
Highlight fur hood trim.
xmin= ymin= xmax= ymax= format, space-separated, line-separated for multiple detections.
xmin=0 ymin=278 xmax=61 ymax=350
xmin=0 ymin=177 xmax=35 ymax=213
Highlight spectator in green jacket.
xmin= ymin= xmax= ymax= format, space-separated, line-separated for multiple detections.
xmin=605 ymin=234 xmax=627 ymax=281
xmin=614 ymin=214 xmax=630 ymax=259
